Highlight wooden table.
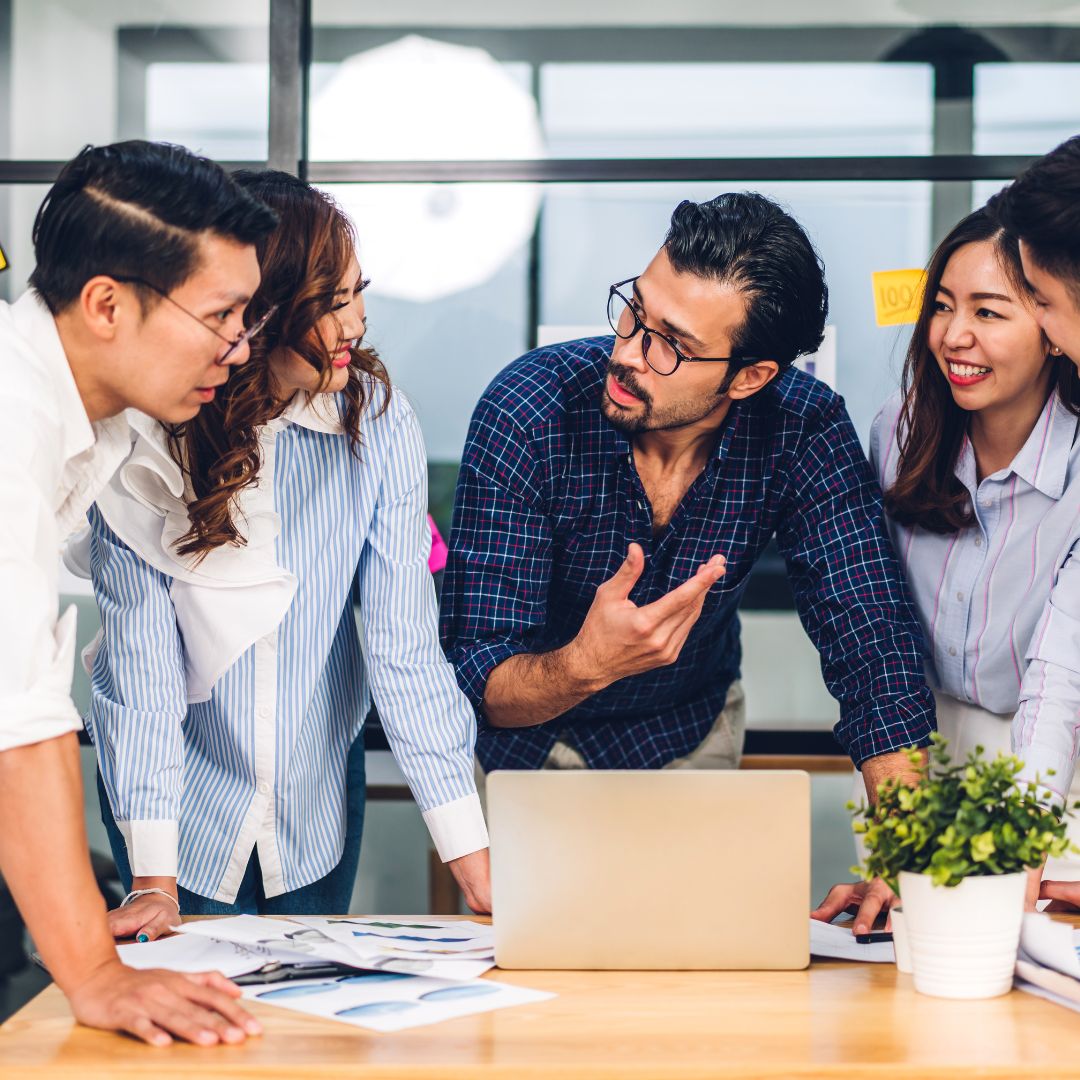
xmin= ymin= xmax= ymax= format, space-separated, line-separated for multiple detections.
xmin=3 ymin=915 xmax=1080 ymax=1078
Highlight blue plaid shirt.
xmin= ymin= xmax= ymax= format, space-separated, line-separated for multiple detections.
xmin=440 ymin=337 xmax=935 ymax=772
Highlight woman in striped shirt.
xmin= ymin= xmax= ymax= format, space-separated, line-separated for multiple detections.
xmin=874 ymin=206 xmax=1080 ymax=792
xmin=814 ymin=204 xmax=1080 ymax=931
xmin=81 ymin=172 xmax=490 ymax=939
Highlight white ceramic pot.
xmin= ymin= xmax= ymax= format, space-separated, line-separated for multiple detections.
xmin=898 ymin=871 xmax=1026 ymax=999
xmin=889 ymin=907 xmax=912 ymax=975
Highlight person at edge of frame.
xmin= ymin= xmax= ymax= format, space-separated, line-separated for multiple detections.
xmin=0 ymin=140 xmax=277 ymax=1047
xmin=814 ymin=200 xmax=1080 ymax=935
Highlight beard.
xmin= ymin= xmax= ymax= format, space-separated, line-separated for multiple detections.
xmin=600 ymin=359 xmax=728 ymax=434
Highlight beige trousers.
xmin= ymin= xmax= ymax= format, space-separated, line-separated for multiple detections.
xmin=475 ymin=680 xmax=746 ymax=812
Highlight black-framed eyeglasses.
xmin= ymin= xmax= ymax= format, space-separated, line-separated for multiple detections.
xmin=607 ymin=276 xmax=764 ymax=377
xmin=110 ymin=274 xmax=278 ymax=366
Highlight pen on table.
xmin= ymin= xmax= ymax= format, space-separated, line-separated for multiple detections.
xmin=855 ymin=932 xmax=893 ymax=944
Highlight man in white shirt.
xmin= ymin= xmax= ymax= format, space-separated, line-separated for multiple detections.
xmin=0 ymin=140 xmax=277 ymax=1046
xmin=994 ymin=136 xmax=1080 ymax=913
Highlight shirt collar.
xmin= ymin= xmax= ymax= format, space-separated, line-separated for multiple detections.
xmin=1006 ymin=390 xmax=1076 ymax=500
xmin=274 ymin=391 xmax=344 ymax=435
xmin=955 ymin=434 xmax=977 ymax=496
xmin=12 ymin=290 xmax=97 ymax=461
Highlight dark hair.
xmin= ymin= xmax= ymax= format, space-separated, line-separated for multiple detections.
xmin=993 ymin=136 xmax=1080 ymax=303
xmin=170 ymin=169 xmax=391 ymax=559
xmin=663 ymin=193 xmax=828 ymax=371
xmin=29 ymin=140 xmax=277 ymax=314
xmin=885 ymin=206 xmax=1080 ymax=535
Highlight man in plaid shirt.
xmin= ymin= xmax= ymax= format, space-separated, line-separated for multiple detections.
xmin=440 ymin=193 xmax=935 ymax=799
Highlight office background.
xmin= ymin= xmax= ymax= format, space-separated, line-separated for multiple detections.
xmin=2 ymin=0 xmax=1080 ymax=944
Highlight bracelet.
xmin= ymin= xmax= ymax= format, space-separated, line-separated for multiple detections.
xmin=121 ymin=888 xmax=181 ymax=916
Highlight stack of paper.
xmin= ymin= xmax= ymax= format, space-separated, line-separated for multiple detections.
xmin=116 ymin=932 xmax=286 ymax=977
xmin=1015 ymin=913 xmax=1080 ymax=1014
xmin=294 ymin=916 xmax=497 ymax=980
xmin=809 ymin=918 xmax=895 ymax=964
xmin=115 ymin=915 xmax=552 ymax=1032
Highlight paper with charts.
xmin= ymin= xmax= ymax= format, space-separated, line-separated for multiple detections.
xmin=167 ymin=914 xmax=552 ymax=1031
xmin=244 ymin=967 xmax=551 ymax=1033
xmin=293 ymin=915 xmax=497 ymax=979
xmin=180 ymin=913 xmax=496 ymax=979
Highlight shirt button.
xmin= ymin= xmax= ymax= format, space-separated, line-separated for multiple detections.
xmin=980 ymin=499 xmax=992 ymax=509
xmin=257 ymin=705 xmax=270 ymax=719
xmin=974 ymin=537 xmax=983 ymax=547
xmin=948 ymin=646 xmax=957 ymax=657
xmin=956 ymin=591 xmax=964 ymax=602
xmin=257 ymin=781 xmax=270 ymax=795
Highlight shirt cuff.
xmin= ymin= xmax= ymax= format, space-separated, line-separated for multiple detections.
xmin=116 ymin=819 xmax=179 ymax=878
xmin=421 ymin=793 xmax=490 ymax=863
xmin=0 ymin=605 xmax=83 ymax=751
xmin=1016 ymin=748 xmax=1076 ymax=807
xmin=836 ymin=699 xmax=936 ymax=769
xmin=0 ymin=695 xmax=82 ymax=752
xmin=449 ymin=639 xmax=532 ymax=713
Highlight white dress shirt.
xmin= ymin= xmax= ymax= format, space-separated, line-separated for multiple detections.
xmin=0 ymin=290 xmax=130 ymax=752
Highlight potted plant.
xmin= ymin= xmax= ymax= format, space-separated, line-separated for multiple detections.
xmin=851 ymin=734 xmax=1074 ymax=1000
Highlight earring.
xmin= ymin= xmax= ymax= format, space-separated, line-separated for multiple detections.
xmin=1051 ymin=345 xmax=1063 ymax=356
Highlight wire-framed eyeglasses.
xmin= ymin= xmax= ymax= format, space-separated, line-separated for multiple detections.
xmin=111 ymin=274 xmax=278 ymax=366
xmin=606 ymin=276 xmax=764 ymax=377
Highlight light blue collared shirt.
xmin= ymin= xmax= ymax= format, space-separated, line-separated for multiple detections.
xmin=86 ymin=388 xmax=487 ymax=903
xmin=872 ymin=389 xmax=1080 ymax=798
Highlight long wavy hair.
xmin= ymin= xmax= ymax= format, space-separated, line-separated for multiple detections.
xmin=885 ymin=206 xmax=1080 ymax=535
xmin=169 ymin=171 xmax=390 ymax=558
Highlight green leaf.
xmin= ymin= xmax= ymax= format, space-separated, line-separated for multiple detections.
xmin=850 ymin=737 xmax=1072 ymax=884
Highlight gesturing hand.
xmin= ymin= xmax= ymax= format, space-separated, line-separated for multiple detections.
xmin=568 ymin=543 xmax=726 ymax=690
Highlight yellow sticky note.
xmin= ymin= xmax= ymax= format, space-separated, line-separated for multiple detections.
xmin=0 ymin=244 xmax=7 ymax=272
xmin=872 ymin=269 xmax=925 ymax=327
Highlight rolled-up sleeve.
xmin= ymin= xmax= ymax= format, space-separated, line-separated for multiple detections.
xmin=0 ymin=405 xmax=83 ymax=752
xmin=357 ymin=403 xmax=488 ymax=862
xmin=439 ymin=394 xmax=552 ymax=714
xmin=1014 ymin=547 xmax=1080 ymax=803
xmin=776 ymin=398 xmax=936 ymax=767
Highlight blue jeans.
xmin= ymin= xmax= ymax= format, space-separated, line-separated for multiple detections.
xmin=98 ymin=735 xmax=366 ymax=916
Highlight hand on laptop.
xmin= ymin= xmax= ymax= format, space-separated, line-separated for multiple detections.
xmin=448 ymin=848 xmax=492 ymax=914
xmin=811 ymin=878 xmax=898 ymax=934
xmin=568 ymin=543 xmax=726 ymax=688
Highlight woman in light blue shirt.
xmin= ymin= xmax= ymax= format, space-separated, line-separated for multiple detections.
xmin=872 ymin=206 xmax=1080 ymax=801
xmin=82 ymin=172 xmax=490 ymax=939
xmin=814 ymin=205 xmax=1080 ymax=930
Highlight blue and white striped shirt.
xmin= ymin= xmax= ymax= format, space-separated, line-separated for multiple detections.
xmin=85 ymin=387 xmax=487 ymax=903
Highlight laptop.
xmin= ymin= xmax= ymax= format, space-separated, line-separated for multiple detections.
xmin=488 ymin=769 xmax=810 ymax=970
